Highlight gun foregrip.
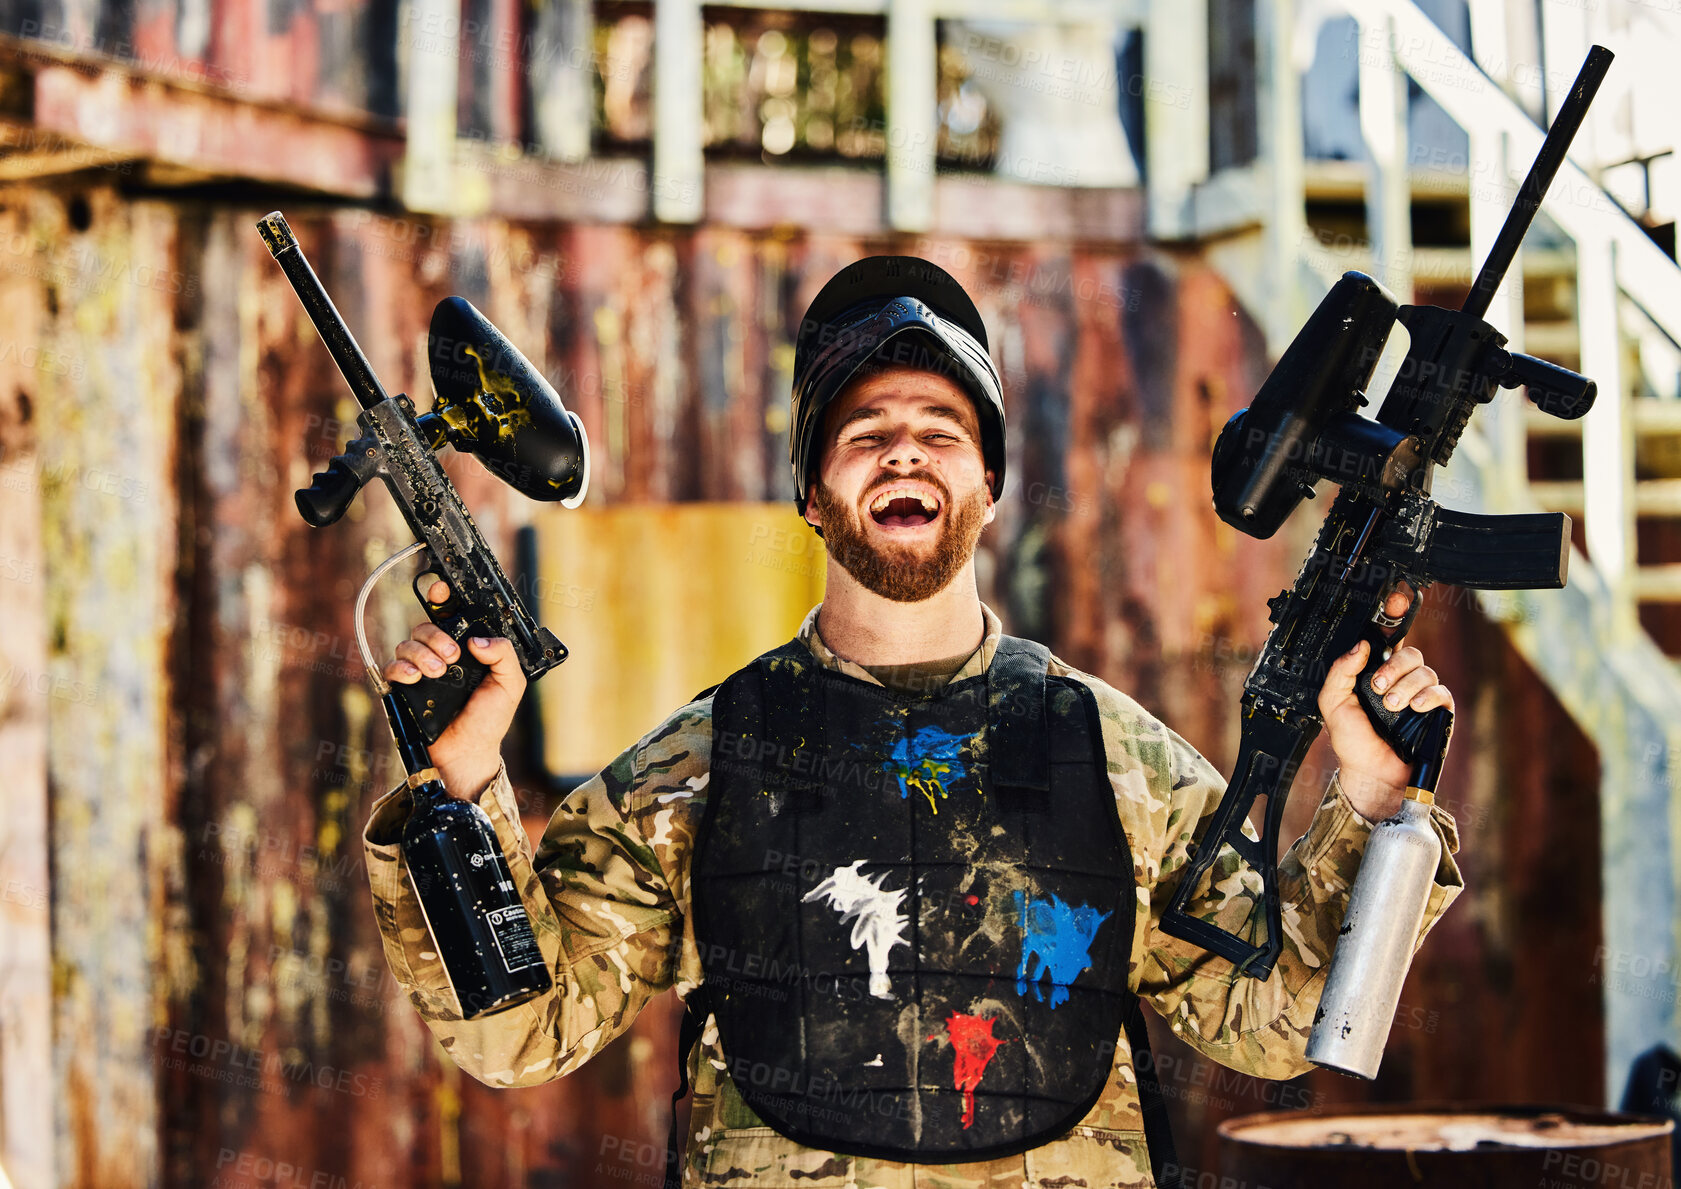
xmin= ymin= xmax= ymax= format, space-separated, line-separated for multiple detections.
xmin=296 ymin=457 xmax=366 ymax=528
xmin=295 ymin=432 xmax=381 ymax=528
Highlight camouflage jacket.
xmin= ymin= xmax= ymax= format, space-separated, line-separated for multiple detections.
xmin=363 ymin=603 xmax=1463 ymax=1188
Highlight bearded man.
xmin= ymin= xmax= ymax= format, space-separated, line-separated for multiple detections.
xmin=364 ymin=256 xmax=1462 ymax=1189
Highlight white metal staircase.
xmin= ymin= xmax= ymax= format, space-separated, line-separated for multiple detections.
xmin=1187 ymin=0 xmax=1681 ymax=1100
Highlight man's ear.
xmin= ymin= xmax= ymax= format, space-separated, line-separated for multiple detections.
xmin=982 ymin=470 xmax=997 ymax=527
xmin=804 ymin=483 xmax=823 ymax=529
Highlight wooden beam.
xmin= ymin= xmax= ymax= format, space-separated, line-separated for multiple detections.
xmin=1634 ymin=480 xmax=1681 ymax=517
xmin=0 ymin=204 xmax=52 ymax=1189
xmin=1255 ymin=0 xmax=1306 ymax=355
xmin=886 ymin=0 xmax=935 ymax=232
xmin=1633 ymin=401 xmax=1681 ymax=435
xmin=1468 ymin=127 xmax=1527 ymax=502
xmin=1301 ymin=158 xmax=1470 ymax=201
xmin=699 ymin=162 xmax=1144 ymax=241
xmin=653 ymin=0 xmax=704 ymax=222
xmin=1357 ymin=11 xmax=1412 ymax=302
xmin=930 ymin=172 xmax=1143 ymax=242
xmin=1578 ymin=231 xmax=1636 ymax=638
xmin=700 ymin=0 xmax=1142 ymax=16
xmin=1144 ymin=0 xmax=1208 ymax=239
xmin=0 ymin=145 xmax=137 ymax=180
xmin=401 ymin=0 xmax=464 ymax=213
xmin=450 ymin=143 xmax=655 ymax=224
xmin=24 ymin=60 xmax=399 ymax=198
xmin=528 ymin=0 xmax=593 ymax=163
xmin=387 ymin=147 xmax=1149 ymax=238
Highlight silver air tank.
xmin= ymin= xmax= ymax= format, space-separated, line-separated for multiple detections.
xmin=1306 ymin=708 xmax=1452 ymax=1080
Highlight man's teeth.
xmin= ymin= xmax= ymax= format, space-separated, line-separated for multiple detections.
xmin=868 ymin=487 xmax=939 ymax=514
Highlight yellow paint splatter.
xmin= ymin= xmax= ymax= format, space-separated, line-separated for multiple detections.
xmin=901 ymin=758 xmax=954 ymax=814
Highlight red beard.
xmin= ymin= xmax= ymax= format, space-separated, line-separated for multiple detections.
xmin=810 ymin=469 xmax=988 ymax=602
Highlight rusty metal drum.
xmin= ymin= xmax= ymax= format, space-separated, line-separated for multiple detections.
xmin=1216 ymin=1104 xmax=1674 ymax=1189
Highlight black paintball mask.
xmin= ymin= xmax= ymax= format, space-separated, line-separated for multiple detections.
xmin=790 ymin=256 xmax=1006 ymax=518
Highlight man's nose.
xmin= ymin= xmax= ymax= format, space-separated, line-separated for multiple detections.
xmin=879 ymin=426 xmax=924 ymax=468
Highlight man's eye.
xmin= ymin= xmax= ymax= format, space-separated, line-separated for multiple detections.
xmin=852 ymin=433 xmax=883 ymax=443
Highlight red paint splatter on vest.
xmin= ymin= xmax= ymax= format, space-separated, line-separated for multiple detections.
xmin=942 ymin=1013 xmax=1008 ymax=1129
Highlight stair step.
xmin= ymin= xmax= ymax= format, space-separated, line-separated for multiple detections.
xmin=1527 ymin=479 xmax=1681 ymax=516
xmin=1302 ymin=242 xmax=1577 ymax=291
xmin=1519 ymin=320 xmax=1581 ymax=361
xmin=1634 ymin=402 xmax=1681 ymax=434
xmin=1527 ymin=480 xmax=1580 ymax=511
xmin=1635 ymin=565 xmax=1681 ymax=602
xmin=1411 ymin=247 xmax=1574 ymax=290
xmin=1304 ymin=160 xmax=1468 ymax=202
xmin=1524 ymin=400 xmax=1681 ymax=437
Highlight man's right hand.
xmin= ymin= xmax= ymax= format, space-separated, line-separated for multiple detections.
xmin=384 ymin=579 xmax=527 ymax=800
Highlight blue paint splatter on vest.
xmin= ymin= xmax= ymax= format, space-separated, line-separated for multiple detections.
xmin=878 ymin=724 xmax=971 ymax=814
xmin=1013 ymin=891 xmax=1112 ymax=1008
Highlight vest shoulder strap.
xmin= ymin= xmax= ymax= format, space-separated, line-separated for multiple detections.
xmin=987 ymin=634 xmax=1050 ymax=795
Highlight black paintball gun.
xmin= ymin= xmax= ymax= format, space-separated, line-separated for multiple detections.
xmin=257 ymin=211 xmax=591 ymax=1017
xmin=1158 ymin=46 xmax=1611 ymax=1013
xmin=256 ymin=211 xmax=588 ymax=744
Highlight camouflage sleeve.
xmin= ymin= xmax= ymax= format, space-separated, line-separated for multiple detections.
xmin=360 ymin=698 xmax=713 ymax=1089
xmin=1067 ymin=666 xmax=1463 ymax=1079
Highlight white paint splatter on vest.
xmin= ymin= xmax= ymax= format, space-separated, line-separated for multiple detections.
xmin=803 ymin=860 xmax=910 ymax=998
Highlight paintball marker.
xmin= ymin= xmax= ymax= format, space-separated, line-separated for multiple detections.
xmin=1159 ymin=45 xmax=1611 ymax=1074
xmin=257 ymin=211 xmax=591 ymax=1016
xmin=257 ymin=212 xmax=587 ymax=744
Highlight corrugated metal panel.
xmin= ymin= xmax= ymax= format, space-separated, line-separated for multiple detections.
xmin=0 ymin=195 xmax=55 ymax=1189
xmin=0 ymin=189 xmax=1609 ymax=1188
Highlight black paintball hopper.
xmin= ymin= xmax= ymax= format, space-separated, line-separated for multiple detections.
xmin=1212 ymin=271 xmax=1406 ymax=539
xmin=427 ymin=296 xmax=590 ymax=507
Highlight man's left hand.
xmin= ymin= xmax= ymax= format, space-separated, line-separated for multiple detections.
xmin=1318 ymin=584 xmax=1454 ymax=821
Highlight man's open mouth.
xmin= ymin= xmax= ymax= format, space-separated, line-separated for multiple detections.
xmin=867 ymin=484 xmax=943 ymax=528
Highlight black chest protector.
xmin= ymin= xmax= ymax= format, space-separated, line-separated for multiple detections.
xmin=691 ymin=635 xmax=1160 ymax=1166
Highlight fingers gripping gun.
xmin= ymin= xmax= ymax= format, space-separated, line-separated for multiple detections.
xmin=257 ymin=212 xmax=590 ymax=744
xmin=1158 ymin=48 xmax=1611 ymax=999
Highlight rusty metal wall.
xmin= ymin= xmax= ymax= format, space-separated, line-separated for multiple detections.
xmin=0 ymin=189 xmax=1605 ymax=1188
xmin=0 ymin=0 xmax=403 ymax=122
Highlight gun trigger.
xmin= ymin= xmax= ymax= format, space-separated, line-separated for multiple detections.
xmin=413 ymin=568 xmax=454 ymax=611
xmin=1372 ymin=584 xmax=1423 ymax=631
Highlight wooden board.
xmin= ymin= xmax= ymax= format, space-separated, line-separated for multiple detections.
xmin=530 ymin=502 xmax=825 ymax=780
